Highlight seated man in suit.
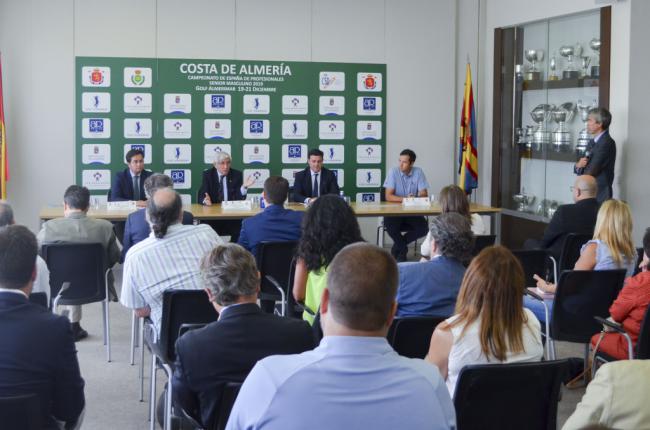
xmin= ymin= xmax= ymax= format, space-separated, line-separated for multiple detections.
xmin=227 ymin=243 xmax=455 ymax=430
xmin=121 ymin=173 xmax=194 ymax=262
xmin=198 ymin=151 xmax=254 ymax=242
xmin=172 ymin=243 xmax=315 ymax=428
xmin=291 ymin=148 xmax=340 ymax=204
xmin=38 ymin=185 xmax=120 ymax=341
xmin=238 ymin=176 xmax=303 ymax=259
xmin=525 ymin=175 xmax=599 ymax=261
xmin=109 ymin=148 xmax=152 ymax=206
xmin=397 ymin=213 xmax=473 ymax=318
xmin=0 ymin=225 xmax=85 ymax=429
xmin=383 ymin=149 xmax=430 ymax=262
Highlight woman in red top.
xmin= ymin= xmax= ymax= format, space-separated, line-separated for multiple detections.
xmin=591 ymin=228 xmax=650 ymax=359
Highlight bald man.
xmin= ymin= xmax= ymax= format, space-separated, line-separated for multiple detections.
xmin=539 ymin=175 xmax=600 ymax=260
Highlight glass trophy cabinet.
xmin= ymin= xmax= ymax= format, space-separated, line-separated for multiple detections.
xmin=491 ymin=7 xmax=611 ymax=248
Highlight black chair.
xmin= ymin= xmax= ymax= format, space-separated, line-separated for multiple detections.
xmin=387 ymin=316 xmax=447 ymax=359
xmin=551 ymin=233 xmax=592 ymax=283
xmin=256 ymin=241 xmax=298 ymax=316
xmin=471 ymin=235 xmax=496 ymax=257
xmin=512 ymin=249 xmax=551 ymax=288
xmin=42 ymin=243 xmax=113 ymax=362
xmin=453 ymin=360 xmax=569 ymax=430
xmin=212 ymin=382 xmax=242 ymax=430
xmin=0 ymin=393 xmax=42 ymax=430
xmin=146 ymin=289 xmax=219 ymax=430
xmin=28 ymin=292 xmax=48 ymax=308
xmin=633 ymin=247 xmax=644 ymax=275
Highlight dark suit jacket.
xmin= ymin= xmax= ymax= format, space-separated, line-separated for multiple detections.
xmin=172 ymin=303 xmax=315 ymax=427
xmin=0 ymin=292 xmax=85 ymax=429
xmin=198 ymin=167 xmax=245 ymax=204
xmin=291 ymin=167 xmax=340 ymax=202
xmin=238 ymin=205 xmax=303 ymax=258
xmin=121 ymin=209 xmax=194 ymax=262
xmin=541 ymin=198 xmax=600 ymax=261
xmin=574 ymin=131 xmax=616 ymax=203
xmin=109 ymin=168 xmax=152 ymax=201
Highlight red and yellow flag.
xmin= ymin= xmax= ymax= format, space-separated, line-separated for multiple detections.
xmin=0 ymin=55 xmax=8 ymax=199
xmin=458 ymin=62 xmax=478 ymax=195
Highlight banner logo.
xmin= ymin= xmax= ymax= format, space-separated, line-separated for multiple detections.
xmin=357 ymin=96 xmax=383 ymax=116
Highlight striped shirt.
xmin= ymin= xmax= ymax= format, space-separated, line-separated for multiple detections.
xmin=120 ymin=223 xmax=223 ymax=335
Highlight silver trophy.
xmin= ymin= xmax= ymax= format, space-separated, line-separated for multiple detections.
xmin=580 ymin=56 xmax=592 ymax=78
xmin=524 ymin=49 xmax=544 ymax=81
xmin=546 ymin=201 xmax=559 ymax=218
xmin=530 ymin=104 xmax=554 ymax=146
xmin=559 ymin=44 xmax=581 ymax=79
xmin=513 ymin=193 xmax=536 ymax=212
xmin=576 ymin=100 xmax=594 ymax=155
xmin=551 ymin=102 xmax=576 ymax=151
xmin=590 ymin=38 xmax=601 ymax=78
xmin=549 ymin=54 xmax=559 ymax=81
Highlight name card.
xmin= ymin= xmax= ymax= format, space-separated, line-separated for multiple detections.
xmin=402 ymin=197 xmax=431 ymax=207
xmin=222 ymin=200 xmax=253 ymax=211
xmin=107 ymin=201 xmax=137 ymax=211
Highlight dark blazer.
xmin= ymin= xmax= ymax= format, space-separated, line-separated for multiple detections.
xmin=541 ymin=198 xmax=600 ymax=261
xmin=109 ymin=168 xmax=152 ymax=201
xmin=574 ymin=131 xmax=616 ymax=203
xmin=291 ymin=167 xmax=340 ymax=202
xmin=121 ymin=209 xmax=194 ymax=262
xmin=172 ymin=303 xmax=315 ymax=427
xmin=198 ymin=167 xmax=245 ymax=204
xmin=238 ymin=205 xmax=303 ymax=258
xmin=0 ymin=292 xmax=85 ymax=429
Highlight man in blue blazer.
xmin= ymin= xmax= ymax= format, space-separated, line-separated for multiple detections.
xmin=291 ymin=148 xmax=340 ymax=203
xmin=239 ymin=176 xmax=303 ymax=259
xmin=0 ymin=225 xmax=85 ymax=429
xmin=109 ymin=148 xmax=153 ymax=206
xmin=121 ymin=173 xmax=195 ymax=262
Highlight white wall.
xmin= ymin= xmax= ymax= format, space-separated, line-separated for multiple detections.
xmin=0 ymin=0 xmax=458 ymax=242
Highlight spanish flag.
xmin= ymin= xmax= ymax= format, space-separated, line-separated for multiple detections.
xmin=458 ymin=62 xmax=478 ymax=195
xmin=0 ymin=56 xmax=7 ymax=199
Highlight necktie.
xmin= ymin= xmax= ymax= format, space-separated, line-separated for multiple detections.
xmin=313 ymin=173 xmax=319 ymax=198
xmin=218 ymin=175 xmax=226 ymax=202
xmin=133 ymin=176 xmax=140 ymax=200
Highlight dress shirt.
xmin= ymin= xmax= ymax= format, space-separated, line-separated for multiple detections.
xmin=226 ymin=336 xmax=456 ymax=430
xmin=303 ymin=170 xmax=321 ymax=203
xmin=208 ymin=172 xmax=248 ymax=203
xmin=130 ymin=170 xmax=141 ymax=200
xmin=383 ymin=166 xmax=430 ymax=197
xmin=0 ymin=288 xmax=28 ymax=298
xmin=120 ymin=223 xmax=223 ymax=335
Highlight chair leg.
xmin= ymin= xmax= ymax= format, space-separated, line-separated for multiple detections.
xmin=101 ymin=301 xmax=108 ymax=346
xmin=149 ymin=354 xmax=157 ymax=429
xmin=130 ymin=312 xmax=137 ymax=366
xmin=140 ymin=320 xmax=146 ymax=402
xmin=105 ymin=298 xmax=111 ymax=363
xmin=583 ymin=344 xmax=590 ymax=384
xmin=163 ymin=363 xmax=173 ymax=430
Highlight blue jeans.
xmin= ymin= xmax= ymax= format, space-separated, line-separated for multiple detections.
xmin=523 ymin=295 xmax=554 ymax=325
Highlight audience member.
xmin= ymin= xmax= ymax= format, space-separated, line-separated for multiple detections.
xmin=383 ymin=149 xmax=430 ymax=261
xmin=0 ymin=201 xmax=50 ymax=302
xmin=109 ymin=148 xmax=152 ymax=206
xmin=172 ymin=243 xmax=315 ymax=427
xmin=397 ymin=213 xmax=473 ymax=317
xmin=420 ymin=184 xmax=485 ymax=260
xmin=590 ymin=227 xmax=650 ymax=360
xmin=292 ymin=195 xmax=363 ymax=323
xmin=227 ymin=243 xmax=456 ymax=430
xmin=0 ymin=225 xmax=85 ymax=429
xmin=526 ymin=199 xmax=637 ymax=324
xmin=563 ymin=360 xmax=650 ymax=430
xmin=525 ymin=175 xmax=599 ymax=261
xmin=291 ymin=148 xmax=340 ymax=204
xmin=120 ymin=188 xmax=222 ymax=335
xmin=238 ymin=176 xmax=302 ymax=258
xmin=426 ymin=246 xmax=543 ymax=397
xmin=121 ymin=173 xmax=194 ymax=261
xmin=38 ymin=185 xmax=120 ymax=341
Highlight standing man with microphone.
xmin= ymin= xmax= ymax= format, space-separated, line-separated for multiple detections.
xmin=574 ymin=107 xmax=616 ymax=203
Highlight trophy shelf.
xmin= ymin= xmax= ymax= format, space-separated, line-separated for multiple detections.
xmin=523 ymin=78 xmax=599 ymax=91
xmin=518 ymin=147 xmax=577 ymax=163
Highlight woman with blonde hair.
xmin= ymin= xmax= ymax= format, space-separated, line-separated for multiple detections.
xmin=426 ymin=246 xmax=543 ymax=396
xmin=420 ymin=185 xmax=485 ymax=260
xmin=527 ymin=199 xmax=637 ymax=323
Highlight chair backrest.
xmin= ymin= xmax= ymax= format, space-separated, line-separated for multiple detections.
xmin=28 ymin=292 xmax=48 ymax=308
xmin=635 ymin=303 xmax=650 ymax=359
xmin=453 ymin=360 xmax=568 ymax=430
xmin=256 ymin=241 xmax=298 ymax=299
xmin=634 ymin=247 xmax=644 ymax=276
xmin=285 ymin=257 xmax=304 ymax=319
xmin=41 ymin=243 xmax=107 ymax=305
xmin=512 ymin=249 xmax=550 ymax=288
xmin=471 ymin=235 xmax=496 ymax=257
xmin=158 ymin=290 xmax=219 ymax=362
xmin=551 ymin=269 xmax=626 ymax=343
xmin=212 ymin=382 xmax=242 ymax=430
xmin=558 ymin=233 xmax=592 ymax=273
xmin=0 ymin=393 xmax=42 ymax=430
xmin=387 ymin=316 xmax=447 ymax=359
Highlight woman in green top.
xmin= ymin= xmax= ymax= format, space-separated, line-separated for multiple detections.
xmin=292 ymin=195 xmax=364 ymax=323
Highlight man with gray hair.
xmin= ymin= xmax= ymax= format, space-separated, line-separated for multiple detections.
xmin=171 ymin=243 xmax=314 ymax=428
xmin=396 ymin=212 xmax=474 ymax=317
xmin=121 ymin=173 xmax=194 ymax=261
xmin=227 ymin=243 xmax=455 ymax=430
xmin=198 ymin=151 xmax=255 ymax=242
